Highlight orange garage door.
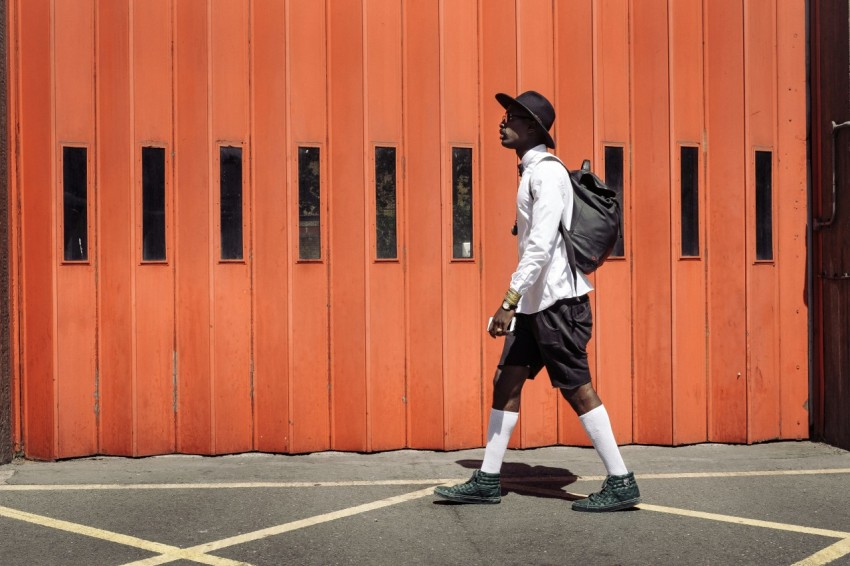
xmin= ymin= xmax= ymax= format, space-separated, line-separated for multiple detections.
xmin=7 ymin=0 xmax=809 ymax=459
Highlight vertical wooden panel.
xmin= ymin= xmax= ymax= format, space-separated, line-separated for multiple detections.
xmin=210 ymin=0 xmax=252 ymax=453
xmin=515 ymin=0 xmax=558 ymax=449
xmin=705 ymin=0 xmax=746 ymax=443
xmin=809 ymin=0 xmax=825 ymax=442
xmin=403 ymin=0 xmax=444 ymax=449
xmin=366 ymin=0 xmax=406 ymax=451
xmin=96 ymin=0 xmax=134 ymax=456
xmin=288 ymin=0 xmax=330 ymax=452
xmin=133 ymin=0 xmax=176 ymax=455
xmin=669 ymin=0 xmax=707 ymax=444
xmin=441 ymin=0 xmax=481 ymax=450
xmin=328 ymin=0 xmax=367 ymax=451
xmin=480 ymin=0 xmax=517 ymax=445
xmin=251 ymin=0 xmax=290 ymax=452
xmin=54 ymin=0 xmax=98 ymax=457
xmin=18 ymin=0 xmax=55 ymax=459
xmin=630 ymin=0 xmax=672 ymax=444
xmin=553 ymin=0 xmax=594 ymax=446
xmin=776 ymin=0 xmax=808 ymax=439
xmin=590 ymin=0 xmax=632 ymax=445
xmin=7 ymin=0 xmax=23 ymax=455
xmin=745 ymin=0 xmax=779 ymax=443
xmin=174 ymin=0 xmax=213 ymax=454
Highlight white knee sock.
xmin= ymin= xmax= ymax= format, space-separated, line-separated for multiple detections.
xmin=480 ymin=409 xmax=519 ymax=474
xmin=579 ymin=405 xmax=629 ymax=476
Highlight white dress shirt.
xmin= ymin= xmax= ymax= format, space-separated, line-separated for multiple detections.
xmin=509 ymin=145 xmax=593 ymax=314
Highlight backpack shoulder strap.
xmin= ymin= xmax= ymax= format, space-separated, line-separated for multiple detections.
xmin=526 ymin=154 xmax=568 ymax=198
xmin=527 ymin=154 xmax=579 ymax=288
xmin=535 ymin=153 xmax=568 ymax=171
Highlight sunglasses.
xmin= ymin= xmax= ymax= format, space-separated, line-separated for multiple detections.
xmin=502 ymin=111 xmax=534 ymax=123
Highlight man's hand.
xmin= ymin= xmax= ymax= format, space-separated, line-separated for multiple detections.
xmin=489 ymin=306 xmax=516 ymax=338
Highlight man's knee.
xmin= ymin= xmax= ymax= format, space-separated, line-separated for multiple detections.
xmin=492 ymin=366 xmax=528 ymax=411
xmin=560 ymin=381 xmax=602 ymax=415
xmin=493 ymin=366 xmax=527 ymax=389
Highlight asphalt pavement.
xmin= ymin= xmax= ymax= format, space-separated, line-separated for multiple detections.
xmin=1 ymin=441 xmax=849 ymax=565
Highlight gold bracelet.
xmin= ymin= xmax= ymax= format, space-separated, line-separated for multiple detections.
xmin=504 ymin=288 xmax=521 ymax=307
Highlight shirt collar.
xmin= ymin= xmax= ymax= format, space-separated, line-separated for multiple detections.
xmin=520 ymin=144 xmax=549 ymax=170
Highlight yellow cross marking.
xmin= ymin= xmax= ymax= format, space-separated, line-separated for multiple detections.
xmin=0 ymin=504 xmax=249 ymax=565
xmin=0 ymin=469 xmax=848 ymax=565
xmin=791 ymin=538 xmax=850 ymax=565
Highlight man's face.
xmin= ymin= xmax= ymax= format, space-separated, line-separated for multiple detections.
xmin=499 ymin=105 xmax=536 ymax=149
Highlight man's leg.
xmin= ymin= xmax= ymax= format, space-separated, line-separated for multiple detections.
xmin=434 ymin=365 xmax=528 ymax=503
xmin=560 ymin=383 xmax=627 ymax=477
xmin=480 ymin=365 xmax=527 ymax=473
xmin=562 ymin=383 xmax=639 ymax=512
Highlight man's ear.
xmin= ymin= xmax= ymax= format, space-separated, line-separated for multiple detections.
xmin=526 ymin=123 xmax=543 ymax=144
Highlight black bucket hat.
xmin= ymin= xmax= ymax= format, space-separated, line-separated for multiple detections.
xmin=495 ymin=90 xmax=556 ymax=149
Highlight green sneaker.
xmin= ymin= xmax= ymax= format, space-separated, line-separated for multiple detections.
xmin=572 ymin=472 xmax=640 ymax=512
xmin=434 ymin=470 xmax=501 ymax=504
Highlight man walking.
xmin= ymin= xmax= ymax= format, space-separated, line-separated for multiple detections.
xmin=434 ymin=91 xmax=640 ymax=512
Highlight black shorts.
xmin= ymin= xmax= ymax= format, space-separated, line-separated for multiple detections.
xmin=498 ymin=295 xmax=593 ymax=389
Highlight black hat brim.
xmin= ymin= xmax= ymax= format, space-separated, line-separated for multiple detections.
xmin=495 ymin=92 xmax=556 ymax=149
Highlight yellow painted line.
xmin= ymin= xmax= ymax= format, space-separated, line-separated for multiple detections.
xmin=119 ymin=484 xmax=449 ymax=566
xmin=636 ymin=502 xmax=850 ymax=539
xmin=634 ymin=468 xmax=850 ymax=481
xmin=792 ymin=538 xmax=850 ymax=566
xmin=2 ymin=468 xmax=849 ymax=491
xmin=566 ymin=468 xmax=850 ymax=483
xmin=509 ymin=484 xmax=850 ymax=543
xmin=0 ymin=479 xmax=453 ymax=491
xmin=0 ymin=505 xmax=249 ymax=566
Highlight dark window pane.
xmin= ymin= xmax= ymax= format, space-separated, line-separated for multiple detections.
xmin=755 ymin=151 xmax=773 ymax=260
xmin=375 ymin=147 xmax=397 ymax=259
xmin=142 ymin=147 xmax=167 ymax=261
xmin=63 ymin=146 xmax=88 ymax=261
xmin=604 ymin=146 xmax=624 ymax=258
xmin=220 ymin=146 xmax=243 ymax=260
xmin=452 ymin=147 xmax=473 ymax=259
xmin=298 ymin=147 xmax=321 ymax=260
xmin=680 ymin=146 xmax=699 ymax=257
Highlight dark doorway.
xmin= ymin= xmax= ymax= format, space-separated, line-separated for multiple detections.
xmin=811 ymin=1 xmax=850 ymax=450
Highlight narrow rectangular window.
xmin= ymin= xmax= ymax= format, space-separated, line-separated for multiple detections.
xmin=63 ymin=146 xmax=88 ymax=261
xmin=298 ymin=147 xmax=321 ymax=260
xmin=142 ymin=147 xmax=166 ymax=261
xmin=220 ymin=146 xmax=243 ymax=260
xmin=680 ymin=146 xmax=700 ymax=257
xmin=604 ymin=146 xmax=624 ymax=258
xmin=452 ymin=147 xmax=473 ymax=259
xmin=755 ymin=150 xmax=773 ymax=260
xmin=375 ymin=147 xmax=397 ymax=259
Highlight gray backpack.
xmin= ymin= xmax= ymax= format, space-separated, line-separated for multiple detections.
xmin=517 ymin=156 xmax=621 ymax=283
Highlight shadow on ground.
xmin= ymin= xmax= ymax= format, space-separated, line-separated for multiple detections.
xmin=432 ymin=459 xmax=586 ymax=503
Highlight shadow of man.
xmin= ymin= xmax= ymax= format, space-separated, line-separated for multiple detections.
xmin=453 ymin=459 xmax=584 ymax=502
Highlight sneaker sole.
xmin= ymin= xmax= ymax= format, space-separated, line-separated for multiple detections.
xmin=433 ymin=490 xmax=501 ymax=504
xmin=571 ymin=497 xmax=640 ymax=512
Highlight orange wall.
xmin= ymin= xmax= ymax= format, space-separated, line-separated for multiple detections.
xmin=7 ymin=0 xmax=808 ymax=458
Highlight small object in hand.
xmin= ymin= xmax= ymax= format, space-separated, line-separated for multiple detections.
xmin=487 ymin=317 xmax=516 ymax=333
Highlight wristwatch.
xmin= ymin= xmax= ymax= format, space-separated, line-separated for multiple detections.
xmin=501 ymin=300 xmax=517 ymax=311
